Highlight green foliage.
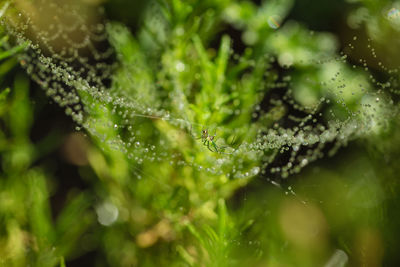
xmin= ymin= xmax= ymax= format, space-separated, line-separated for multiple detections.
xmin=0 ymin=0 xmax=400 ymax=266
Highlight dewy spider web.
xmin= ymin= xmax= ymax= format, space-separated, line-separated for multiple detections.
xmin=1 ymin=0 xmax=398 ymax=186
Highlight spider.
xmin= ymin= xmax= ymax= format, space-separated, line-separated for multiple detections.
xmin=191 ymin=127 xmax=231 ymax=154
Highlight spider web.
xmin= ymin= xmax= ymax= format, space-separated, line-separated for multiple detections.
xmin=1 ymin=0 xmax=398 ymax=191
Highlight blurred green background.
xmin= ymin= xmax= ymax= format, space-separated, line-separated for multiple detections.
xmin=1 ymin=0 xmax=400 ymax=266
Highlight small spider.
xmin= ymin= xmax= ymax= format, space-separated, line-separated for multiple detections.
xmin=191 ymin=127 xmax=231 ymax=154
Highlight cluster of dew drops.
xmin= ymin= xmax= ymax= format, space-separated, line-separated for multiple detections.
xmin=1 ymin=0 xmax=399 ymax=187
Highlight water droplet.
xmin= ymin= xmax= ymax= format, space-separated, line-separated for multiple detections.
xmin=175 ymin=61 xmax=185 ymax=72
xmin=267 ymin=15 xmax=281 ymax=29
xmin=96 ymin=201 xmax=119 ymax=226
xmin=251 ymin=167 xmax=260 ymax=175
xmin=388 ymin=7 xmax=400 ymax=20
